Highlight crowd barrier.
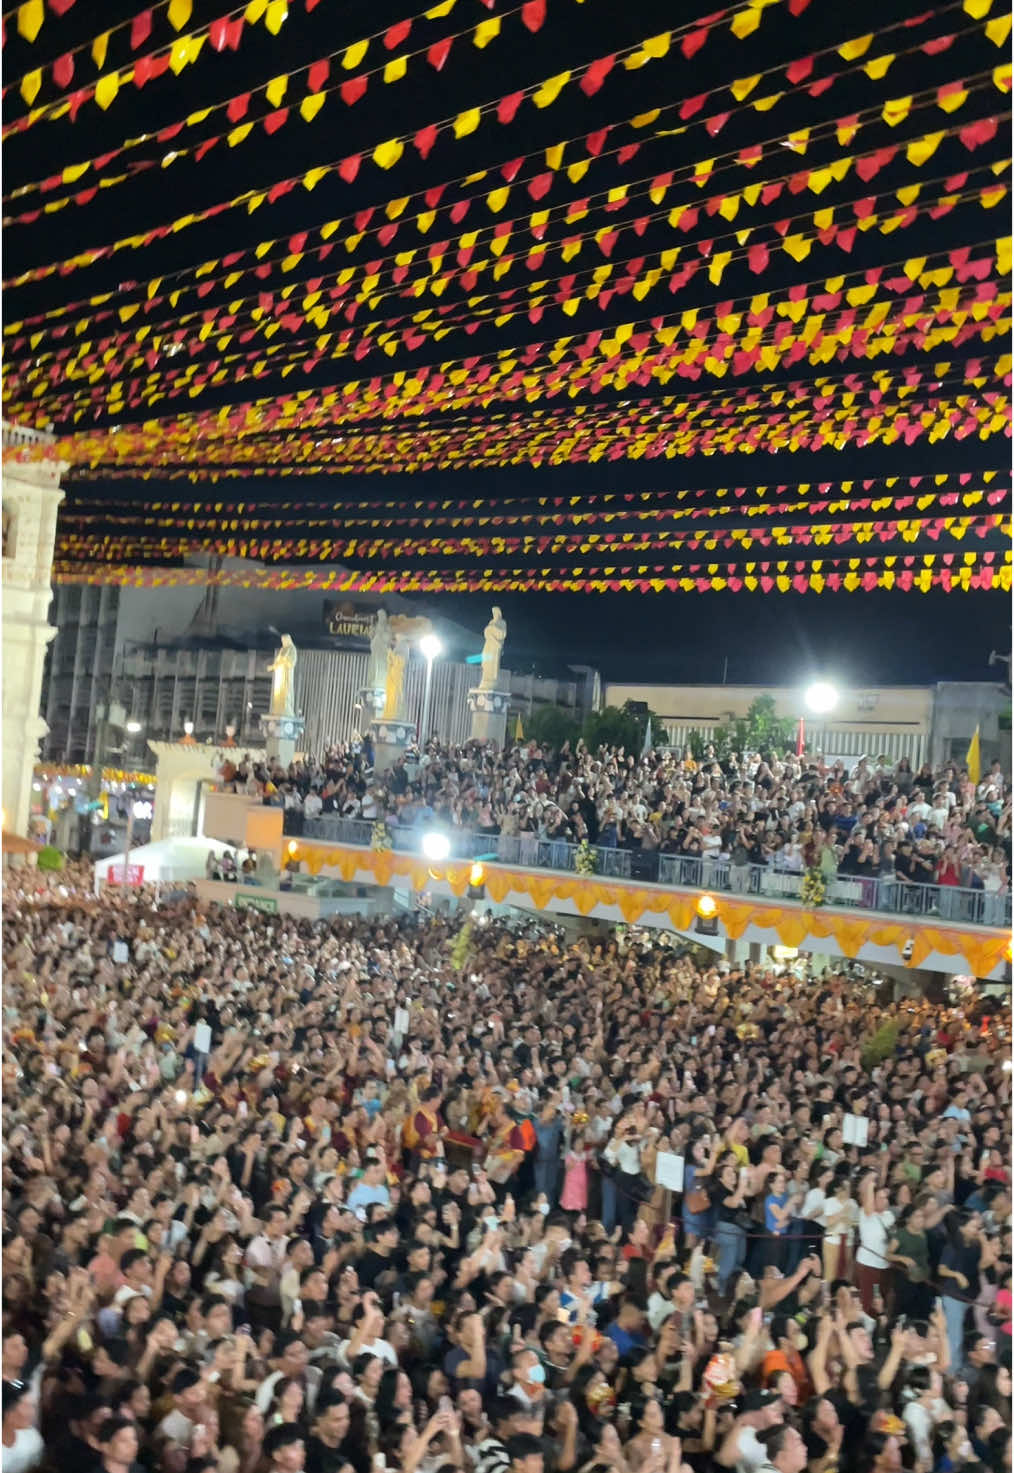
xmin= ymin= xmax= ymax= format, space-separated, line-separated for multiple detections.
xmin=280 ymin=812 xmax=1011 ymax=928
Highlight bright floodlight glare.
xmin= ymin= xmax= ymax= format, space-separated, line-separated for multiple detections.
xmin=804 ymin=680 xmax=839 ymax=715
xmin=419 ymin=633 xmax=443 ymax=660
xmin=126 ymin=719 xmax=143 ymax=733
xmin=421 ymin=830 xmax=451 ymax=862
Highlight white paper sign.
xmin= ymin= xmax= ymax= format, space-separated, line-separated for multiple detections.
xmin=393 ymin=1006 xmax=411 ymax=1038
xmin=654 ymin=1151 xmax=685 ymax=1192
xmin=193 ymin=1021 xmax=212 ymax=1055
xmin=842 ymin=1113 xmax=869 ymax=1147
xmin=112 ymin=941 xmax=129 ymax=964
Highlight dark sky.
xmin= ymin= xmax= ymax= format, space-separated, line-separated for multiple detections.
xmin=3 ymin=0 xmax=1010 ymax=676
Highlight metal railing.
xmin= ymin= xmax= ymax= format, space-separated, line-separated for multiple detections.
xmin=282 ymin=811 xmax=1011 ymax=927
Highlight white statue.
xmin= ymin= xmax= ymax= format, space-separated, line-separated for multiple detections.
xmin=267 ymin=634 xmax=298 ymax=717
xmin=368 ymin=609 xmax=391 ymax=691
xmin=479 ymin=606 xmax=507 ymax=691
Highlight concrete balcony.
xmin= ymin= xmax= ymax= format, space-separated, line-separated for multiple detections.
xmin=280 ymin=813 xmax=1012 ymax=982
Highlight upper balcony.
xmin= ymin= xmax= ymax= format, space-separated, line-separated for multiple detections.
xmin=280 ymin=812 xmax=1012 ymax=981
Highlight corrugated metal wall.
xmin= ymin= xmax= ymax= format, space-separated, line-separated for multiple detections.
xmin=660 ymin=723 xmax=925 ymax=767
xmin=298 ymin=649 xmax=510 ymax=754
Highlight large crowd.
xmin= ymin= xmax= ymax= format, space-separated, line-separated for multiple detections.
xmin=220 ymin=741 xmax=1011 ymax=915
xmin=2 ymin=869 xmax=1011 ymax=1473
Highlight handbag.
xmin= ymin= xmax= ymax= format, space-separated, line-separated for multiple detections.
xmin=685 ymin=1188 xmax=711 ymax=1216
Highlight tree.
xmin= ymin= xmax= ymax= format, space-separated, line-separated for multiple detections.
xmin=582 ymin=701 xmax=659 ymax=755
xmin=523 ymin=705 xmax=582 ymax=751
xmin=690 ymin=694 xmax=795 ymax=762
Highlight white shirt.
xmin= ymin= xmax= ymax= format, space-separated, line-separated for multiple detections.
xmin=734 ymin=1426 xmax=768 ymax=1473
xmin=1 ymin=1427 xmax=45 ymax=1472
xmin=337 ymin=1335 xmax=398 ymax=1368
xmin=856 ymin=1208 xmax=895 ymax=1269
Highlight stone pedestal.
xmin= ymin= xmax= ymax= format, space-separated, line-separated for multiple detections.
xmin=2 ymin=425 xmax=67 ymax=838
xmin=259 ymin=712 xmax=305 ymax=769
xmin=467 ymin=688 xmax=510 ymax=747
xmin=370 ymin=717 xmax=416 ymax=774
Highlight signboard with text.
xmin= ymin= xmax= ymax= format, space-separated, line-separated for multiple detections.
xmin=234 ymin=892 xmax=279 ymax=914
xmin=106 ymin=864 xmax=144 ymax=887
xmin=324 ymin=601 xmax=376 ymax=648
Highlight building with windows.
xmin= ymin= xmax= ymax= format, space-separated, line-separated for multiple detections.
xmin=603 ymin=680 xmax=1010 ymax=770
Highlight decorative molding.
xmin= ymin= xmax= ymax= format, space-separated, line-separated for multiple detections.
xmin=467 ymin=688 xmax=510 ymax=715
xmin=369 ymin=718 xmax=416 ymax=748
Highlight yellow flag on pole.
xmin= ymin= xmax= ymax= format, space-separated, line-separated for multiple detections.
xmin=965 ymin=726 xmax=981 ymax=785
xmin=514 ymin=714 xmax=524 ymax=741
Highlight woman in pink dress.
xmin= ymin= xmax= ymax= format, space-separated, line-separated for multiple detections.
xmin=560 ymin=1133 xmax=591 ymax=1213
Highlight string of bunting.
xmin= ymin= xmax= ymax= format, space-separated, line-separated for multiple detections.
xmin=57 ymin=470 xmax=1012 ymax=528
xmin=7 ymin=116 xmax=1009 ymax=406
xmin=48 ymin=548 xmax=1014 ymax=594
xmin=26 ymin=355 xmax=1012 ymax=471
xmin=3 ymin=0 xmax=997 ymax=217
xmin=54 ymin=511 xmax=1013 ymax=566
xmin=14 ymin=2 xmax=1008 ymax=294
xmin=9 ymin=235 xmax=1012 ymax=429
xmin=7 ymin=1 xmax=1000 ymax=340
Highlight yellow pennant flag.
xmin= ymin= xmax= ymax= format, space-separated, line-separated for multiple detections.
xmin=965 ymin=725 xmax=981 ymax=785
xmin=17 ymin=0 xmax=44 ymax=42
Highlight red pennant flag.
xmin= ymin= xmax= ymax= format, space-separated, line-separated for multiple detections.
xmin=341 ymin=74 xmax=367 ymax=104
xmin=338 ymin=154 xmax=361 ymax=181
xmin=522 ymin=0 xmax=546 ymax=31
xmin=428 ymin=36 xmax=452 ymax=69
xmin=385 ymin=18 xmax=412 ymax=48
xmin=682 ymin=28 xmax=708 ymax=58
xmin=227 ymin=93 xmax=250 ymax=122
xmin=497 ymin=91 xmax=523 ymax=123
xmin=52 ymin=52 xmax=74 ymax=87
xmin=209 ymin=15 xmax=230 ymax=49
xmin=130 ymin=10 xmax=153 ymax=48
xmin=580 ymin=54 xmax=614 ymax=95
xmin=307 ymin=58 xmax=330 ymax=92
xmin=414 ymin=122 xmax=438 ymax=157
xmin=263 ymin=108 xmax=288 ymax=135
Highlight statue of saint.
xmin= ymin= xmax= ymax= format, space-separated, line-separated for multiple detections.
xmin=267 ymin=634 xmax=298 ymax=717
xmin=479 ymin=606 xmax=507 ymax=691
xmin=368 ymin=609 xmax=391 ymax=691
xmin=382 ymin=637 xmax=408 ymax=720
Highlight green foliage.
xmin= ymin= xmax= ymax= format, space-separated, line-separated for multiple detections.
xmin=36 ymin=845 xmax=64 ymax=872
xmin=689 ymin=694 xmax=796 ymax=762
xmin=449 ymin=916 xmax=474 ymax=973
xmin=575 ymin=839 xmax=597 ymax=876
xmin=581 ymin=701 xmax=659 ymax=755
xmin=860 ymin=1019 xmax=900 ymax=1073
xmin=524 ymin=706 xmax=582 ymax=751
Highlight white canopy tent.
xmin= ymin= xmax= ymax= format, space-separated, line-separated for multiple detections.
xmin=93 ymin=835 xmax=222 ymax=886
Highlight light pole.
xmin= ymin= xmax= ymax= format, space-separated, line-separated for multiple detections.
xmin=799 ymin=680 xmax=839 ymax=756
xmin=121 ymin=797 xmax=148 ymax=890
xmin=418 ymin=633 xmax=443 ymax=749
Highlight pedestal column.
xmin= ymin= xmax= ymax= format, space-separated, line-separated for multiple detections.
xmin=369 ymin=717 xmax=417 ymax=774
xmin=2 ymin=425 xmax=66 ymax=840
xmin=259 ymin=712 xmax=306 ymax=770
xmin=467 ymin=688 xmax=510 ymax=747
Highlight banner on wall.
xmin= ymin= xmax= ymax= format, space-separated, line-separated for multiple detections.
xmin=105 ymin=863 xmax=145 ymax=886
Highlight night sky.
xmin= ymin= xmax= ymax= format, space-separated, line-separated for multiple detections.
xmin=3 ymin=0 xmax=1010 ymax=678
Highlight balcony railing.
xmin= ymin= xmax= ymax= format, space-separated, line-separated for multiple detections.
xmin=282 ymin=811 xmax=1012 ymax=928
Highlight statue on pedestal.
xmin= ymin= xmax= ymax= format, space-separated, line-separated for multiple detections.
xmin=367 ymin=609 xmax=391 ymax=691
xmin=380 ymin=614 xmax=434 ymax=721
xmin=267 ymin=634 xmax=298 ymax=717
xmin=479 ymin=606 xmax=507 ymax=691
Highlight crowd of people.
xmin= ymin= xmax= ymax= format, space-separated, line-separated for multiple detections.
xmin=219 ymin=740 xmax=1011 ymax=919
xmin=2 ymin=869 xmax=1011 ymax=1473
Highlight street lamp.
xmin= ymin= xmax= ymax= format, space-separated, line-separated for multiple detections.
xmin=798 ymin=680 xmax=839 ymax=756
xmin=418 ymin=633 xmax=443 ymax=749
xmin=126 ymin=719 xmax=143 ymax=734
